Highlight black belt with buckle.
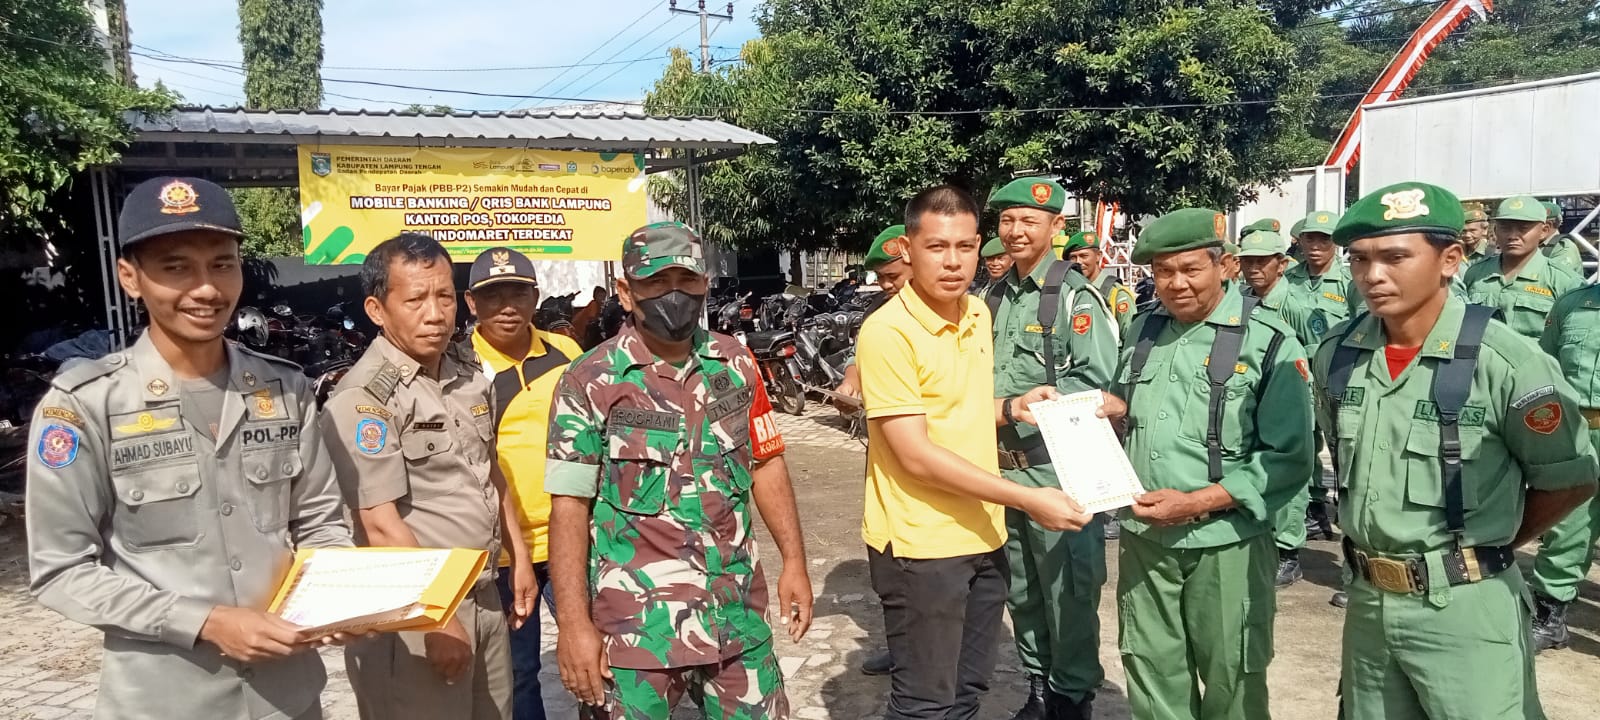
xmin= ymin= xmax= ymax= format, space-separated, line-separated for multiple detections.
xmin=1342 ymin=537 xmax=1515 ymax=594
xmin=997 ymin=444 xmax=1053 ymax=471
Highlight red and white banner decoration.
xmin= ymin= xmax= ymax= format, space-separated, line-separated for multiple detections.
xmin=1094 ymin=200 xmax=1119 ymax=240
xmin=1324 ymin=0 xmax=1493 ymax=172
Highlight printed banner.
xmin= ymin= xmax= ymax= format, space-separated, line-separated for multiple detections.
xmin=297 ymin=146 xmax=648 ymax=264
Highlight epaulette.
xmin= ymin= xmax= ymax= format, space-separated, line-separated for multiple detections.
xmin=50 ymin=353 xmax=125 ymax=392
xmin=235 ymin=343 xmax=303 ymax=373
xmin=447 ymin=339 xmax=482 ymax=371
xmin=362 ymin=360 xmax=402 ymax=403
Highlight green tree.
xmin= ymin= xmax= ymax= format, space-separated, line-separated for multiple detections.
xmin=235 ymin=0 xmax=324 ymax=257
xmin=0 ymin=0 xmax=172 ymax=233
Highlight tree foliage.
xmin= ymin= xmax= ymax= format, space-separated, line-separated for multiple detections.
xmin=0 ymin=0 xmax=172 ymax=234
xmin=235 ymin=0 xmax=324 ymax=257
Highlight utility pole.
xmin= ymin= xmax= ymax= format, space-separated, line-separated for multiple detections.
xmin=669 ymin=0 xmax=733 ymax=73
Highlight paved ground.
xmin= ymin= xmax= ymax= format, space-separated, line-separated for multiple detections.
xmin=4 ymin=404 xmax=1600 ymax=719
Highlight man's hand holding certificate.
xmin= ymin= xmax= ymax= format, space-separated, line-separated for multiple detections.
xmin=1028 ymin=390 xmax=1147 ymax=514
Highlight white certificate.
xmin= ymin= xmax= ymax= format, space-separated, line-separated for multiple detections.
xmin=1028 ymin=391 xmax=1146 ymax=514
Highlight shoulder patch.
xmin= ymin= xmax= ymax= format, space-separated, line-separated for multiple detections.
xmin=1071 ymin=313 xmax=1092 ymax=335
xmin=50 ymin=355 xmax=122 ymax=392
xmin=355 ymin=404 xmax=393 ymax=419
xmin=36 ymin=424 xmax=80 ymax=469
xmin=355 ymin=417 xmax=388 ymax=454
xmin=1512 ymin=385 xmax=1556 ymax=410
xmin=40 ymin=406 xmax=85 ymax=428
xmin=363 ymin=361 xmax=402 ymax=402
xmin=1295 ymin=358 xmax=1311 ymax=382
xmin=1524 ymin=402 xmax=1563 ymax=435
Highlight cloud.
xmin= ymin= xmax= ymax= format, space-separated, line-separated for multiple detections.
xmin=125 ymin=0 xmax=759 ymax=111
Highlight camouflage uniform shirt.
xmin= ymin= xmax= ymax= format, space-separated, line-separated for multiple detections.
xmin=545 ymin=323 xmax=786 ymax=669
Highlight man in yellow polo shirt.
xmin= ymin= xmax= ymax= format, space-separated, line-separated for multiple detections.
xmin=857 ymin=185 xmax=1089 ymax=720
xmin=464 ymin=247 xmax=583 ymax=720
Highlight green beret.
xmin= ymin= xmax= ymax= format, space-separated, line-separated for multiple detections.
xmin=1332 ymin=182 xmax=1464 ymax=247
xmin=989 ymin=177 xmax=1066 ymax=215
xmin=1542 ymin=201 xmax=1562 ymax=223
xmin=1236 ymin=230 xmax=1287 ymax=258
xmin=1242 ymin=218 xmax=1281 ymax=235
xmin=1301 ymin=210 xmax=1339 ymax=236
xmin=1492 ymin=195 xmax=1544 ymax=223
xmin=863 ymin=224 xmax=906 ymax=270
xmin=981 ymin=236 xmax=1006 ymax=258
xmin=1288 ymin=219 xmax=1306 ymax=239
xmin=1060 ymin=230 xmax=1102 ymax=254
xmin=1462 ymin=203 xmax=1489 ymax=223
xmin=1131 ymin=208 xmax=1228 ymax=265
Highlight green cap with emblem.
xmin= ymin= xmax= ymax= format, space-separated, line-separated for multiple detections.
xmin=1492 ymin=195 xmax=1545 ymax=223
xmin=863 ymin=224 xmax=907 ymax=271
xmin=1462 ymin=202 xmax=1489 ymax=224
xmin=1060 ymin=230 xmax=1102 ymax=254
xmin=622 ymin=221 xmax=706 ymax=278
xmin=1332 ymin=182 xmax=1464 ymax=247
xmin=1131 ymin=208 xmax=1228 ymax=264
xmin=1241 ymin=218 xmax=1281 ymax=235
xmin=988 ymin=177 xmax=1066 ymax=214
xmin=1236 ymin=230 xmax=1288 ymax=257
xmin=1301 ymin=210 xmax=1339 ymax=236
xmin=981 ymin=236 xmax=1006 ymax=258
xmin=1542 ymin=200 xmax=1563 ymax=223
xmin=1288 ymin=218 xmax=1306 ymax=239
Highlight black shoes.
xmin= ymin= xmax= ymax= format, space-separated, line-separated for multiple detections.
xmin=1101 ymin=513 xmax=1120 ymax=541
xmin=1532 ymin=593 xmax=1571 ymax=652
xmin=1275 ymin=549 xmax=1303 ymax=588
xmin=1045 ymin=690 xmax=1093 ymax=720
xmin=1009 ymin=675 xmax=1047 ymax=720
xmin=1329 ymin=591 xmax=1348 ymax=609
xmin=1305 ymin=500 xmax=1337 ymax=541
xmin=860 ymin=649 xmax=892 ymax=676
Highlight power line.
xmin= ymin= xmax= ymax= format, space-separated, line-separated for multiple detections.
xmin=131 ymin=42 xmax=680 ymax=73
xmin=510 ymin=0 xmax=667 ymax=108
xmin=1300 ymin=0 xmax=1440 ymax=29
xmin=569 ymin=22 xmax=700 ymax=100
xmin=541 ymin=17 xmax=689 ymax=106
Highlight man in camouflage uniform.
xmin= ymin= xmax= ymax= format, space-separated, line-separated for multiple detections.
xmin=546 ymin=222 xmax=812 ymax=720
xmin=1234 ymin=229 xmax=1328 ymax=587
xmin=1062 ymin=230 xmax=1137 ymax=337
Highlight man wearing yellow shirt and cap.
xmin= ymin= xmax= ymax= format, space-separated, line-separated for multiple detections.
xmin=465 ymin=247 xmax=584 ymax=720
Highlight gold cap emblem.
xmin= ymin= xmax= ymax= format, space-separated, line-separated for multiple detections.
xmin=1381 ymin=188 xmax=1429 ymax=221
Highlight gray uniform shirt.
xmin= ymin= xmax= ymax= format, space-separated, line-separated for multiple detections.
xmin=25 ymin=333 xmax=351 ymax=720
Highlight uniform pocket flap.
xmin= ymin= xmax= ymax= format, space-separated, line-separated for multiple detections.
xmin=112 ymin=466 xmax=203 ymax=506
xmin=401 ymin=429 xmax=454 ymax=460
xmin=244 ymin=451 xmax=302 ymax=484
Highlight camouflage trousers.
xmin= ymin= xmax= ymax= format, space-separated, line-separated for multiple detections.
xmin=582 ymin=644 xmax=789 ymax=720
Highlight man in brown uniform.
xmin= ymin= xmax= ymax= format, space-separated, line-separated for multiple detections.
xmin=323 ymin=233 xmax=534 ymax=720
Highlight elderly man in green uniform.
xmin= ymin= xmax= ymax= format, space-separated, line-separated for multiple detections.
xmin=1461 ymin=195 xmax=1582 ymax=340
xmin=1460 ymin=203 xmax=1492 ymax=266
xmin=1316 ymin=182 xmax=1598 ymax=719
xmin=546 ymin=222 xmax=812 ymax=720
xmin=973 ymin=236 xmax=1013 ymax=295
xmin=1287 ymin=219 xmax=1307 ymax=263
xmin=1235 ymin=229 xmax=1328 ymax=587
xmin=1287 ymin=210 xmax=1362 ymax=322
xmin=1101 ymin=209 xmax=1315 ymax=719
xmin=1526 ymin=282 xmax=1600 ymax=651
xmin=984 ymin=178 xmax=1119 ymax=720
xmin=1540 ymin=200 xmax=1586 ymax=276
xmin=1062 ymin=230 xmax=1137 ymax=337
xmin=25 ymin=177 xmax=354 ymax=720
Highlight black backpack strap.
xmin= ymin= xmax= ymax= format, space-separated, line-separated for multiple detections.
xmin=1036 ymin=261 xmax=1075 ymax=385
xmin=985 ymin=280 xmax=1005 ymax=321
xmin=1324 ymin=314 xmax=1367 ymax=476
xmin=1200 ymin=296 xmax=1258 ymax=482
xmin=1099 ymin=274 xmax=1118 ymax=304
xmin=1124 ymin=313 xmax=1168 ymax=421
xmin=1433 ymin=304 xmax=1493 ymax=541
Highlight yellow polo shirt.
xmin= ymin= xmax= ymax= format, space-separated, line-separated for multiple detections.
xmin=472 ymin=326 xmax=583 ymax=565
xmin=858 ymin=284 xmax=1005 ymax=559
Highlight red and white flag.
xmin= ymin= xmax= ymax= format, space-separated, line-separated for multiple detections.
xmin=1324 ymin=0 xmax=1493 ymax=172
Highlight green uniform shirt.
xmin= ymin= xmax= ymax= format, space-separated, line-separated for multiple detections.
xmin=1313 ymin=298 xmax=1598 ymax=556
xmin=1112 ymin=291 xmax=1316 ymax=549
xmin=1544 ymin=234 xmax=1585 ymax=276
xmin=1248 ymin=279 xmax=1329 ymax=350
xmin=1285 ymin=257 xmax=1362 ymax=324
xmin=1461 ymin=250 xmax=1583 ymax=340
xmin=1092 ymin=273 xmax=1138 ymax=338
xmin=992 ymin=255 xmax=1119 ymax=418
xmin=1541 ymin=285 xmax=1600 ymax=409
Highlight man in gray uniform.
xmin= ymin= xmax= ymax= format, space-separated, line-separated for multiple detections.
xmin=25 ymin=176 xmax=352 ymax=720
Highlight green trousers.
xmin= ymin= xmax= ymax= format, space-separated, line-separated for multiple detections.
xmin=1529 ymin=429 xmax=1600 ymax=603
xmin=1341 ymin=567 xmax=1542 ymax=719
xmin=1002 ymin=465 xmax=1106 ymax=703
xmin=1117 ymin=530 xmax=1274 ymax=720
xmin=1272 ymin=434 xmax=1325 ymax=552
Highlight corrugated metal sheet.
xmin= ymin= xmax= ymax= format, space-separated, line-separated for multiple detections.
xmin=130 ymin=106 xmax=774 ymax=150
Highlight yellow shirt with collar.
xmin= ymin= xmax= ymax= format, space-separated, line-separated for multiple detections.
xmin=857 ymin=284 xmax=1005 ymax=559
xmin=472 ymin=326 xmax=583 ymax=564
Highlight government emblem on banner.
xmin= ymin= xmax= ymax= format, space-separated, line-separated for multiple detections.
xmin=310 ymin=153 xmax=333 ymax=177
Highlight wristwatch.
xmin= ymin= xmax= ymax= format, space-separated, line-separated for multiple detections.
xmin=1002 ymin=397 xmax=1017 ymax=426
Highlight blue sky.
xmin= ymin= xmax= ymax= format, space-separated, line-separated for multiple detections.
xmin=124 ymin=0 xmax=762 ymax=112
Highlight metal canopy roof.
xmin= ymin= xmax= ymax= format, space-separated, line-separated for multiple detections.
xmin=116 ymin=106 xmax=773 ymax=186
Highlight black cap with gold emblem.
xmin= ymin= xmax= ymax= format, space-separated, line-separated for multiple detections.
xmin=117 ymin=176 xmax=245 ymax=249
xmin=468 ymin=246 xmax=539 ymax=291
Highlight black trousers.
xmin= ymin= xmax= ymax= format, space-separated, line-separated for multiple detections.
xmin=868 ymin=543 xmax=1010 ymax=720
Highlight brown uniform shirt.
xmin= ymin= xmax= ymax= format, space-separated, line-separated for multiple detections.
xmin=322 ymin=335 xmax=501 ymax=573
